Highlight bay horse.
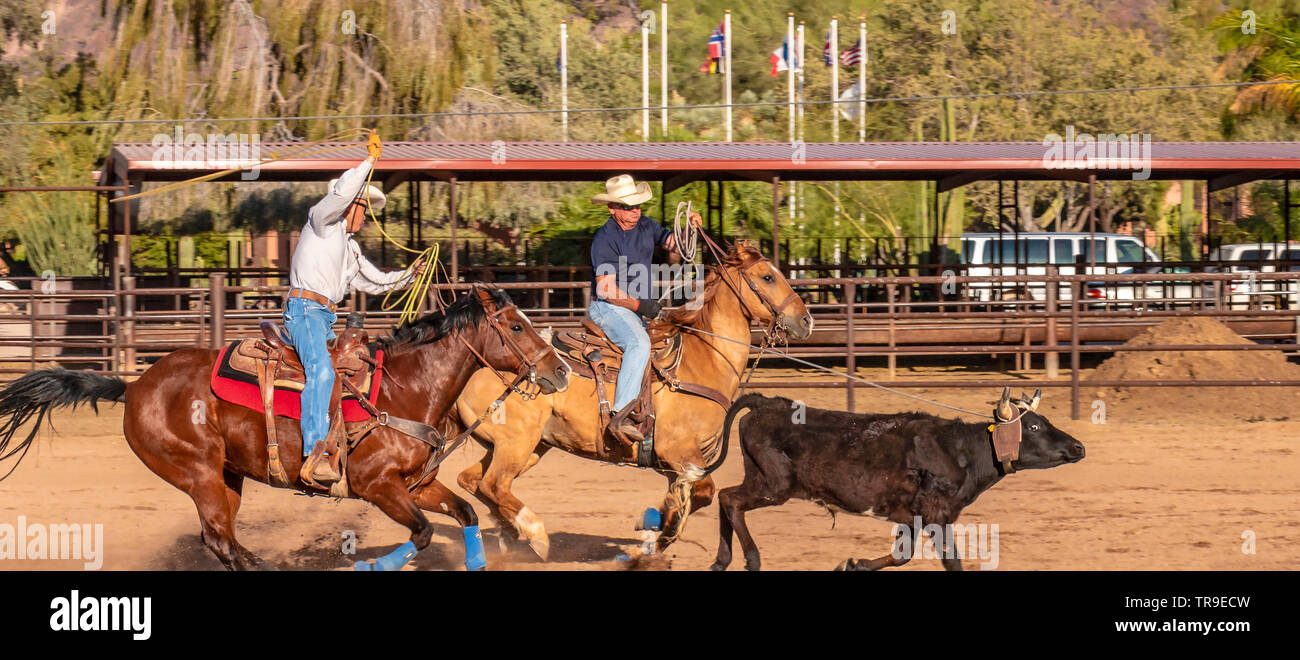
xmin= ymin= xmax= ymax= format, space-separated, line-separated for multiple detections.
xmin=0 ymin=288 xmax=569 ymax=571
xmin=454 ymin=244 xmax=812 ymax=560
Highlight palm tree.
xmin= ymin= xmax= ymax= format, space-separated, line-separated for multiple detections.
xmin=1212 ymin=9 xmax=1300 ymax=126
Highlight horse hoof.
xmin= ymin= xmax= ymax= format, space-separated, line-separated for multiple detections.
xmin=528 ymin=536 xmax=550 ymax=562
xmin=709 ymin=562 xmax=726 ymax=572
xmin=834 ymin=559 xmax=853 ymax=571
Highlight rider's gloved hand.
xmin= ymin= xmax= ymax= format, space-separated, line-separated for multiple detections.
xmin=367 ymin=130 xmax=383 ymax=160
xmin=635 ymin=298 xmax=662 ymax=320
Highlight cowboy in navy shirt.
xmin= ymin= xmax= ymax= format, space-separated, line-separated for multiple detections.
xmin=588 ymin=175 xmax=700 ymax=443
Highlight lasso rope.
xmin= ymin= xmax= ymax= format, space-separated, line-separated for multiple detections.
xmin=673 ymin=200 xmax=698 ymax=264
xmin=109 ymin=127 xmax=439 ymax=324
xmin=675 ymin=322 xmax=995 ymax=420
xmin=358 ymin=162 xmax=440 ymax=326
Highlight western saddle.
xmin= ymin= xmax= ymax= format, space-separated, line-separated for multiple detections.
xmin=551 ymin=314 xmax=729 ymax=467
xmin=230 ymin=312 xmax=376 ymax=496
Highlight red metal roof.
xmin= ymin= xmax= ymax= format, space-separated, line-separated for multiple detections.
xmin=100 ymin=141 xmax=1300 ymax=189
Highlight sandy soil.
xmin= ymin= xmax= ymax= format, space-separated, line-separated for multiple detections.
xmin=0 ymin=364 xmax=1296 ymax=572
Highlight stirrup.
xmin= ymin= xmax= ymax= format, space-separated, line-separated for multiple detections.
xmin=300 ymin=448 xmax=340 ymax=489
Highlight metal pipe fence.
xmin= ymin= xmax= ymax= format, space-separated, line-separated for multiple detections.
xmin=1 ymin=270 xmax=1296 ymax=420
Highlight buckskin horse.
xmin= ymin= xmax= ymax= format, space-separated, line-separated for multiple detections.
xmin=0 ymin=288 xmax=569 ymax=571
xmin=454 ymin=243 xmax=812 ymax=560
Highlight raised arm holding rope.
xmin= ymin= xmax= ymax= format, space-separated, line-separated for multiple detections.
xmin=288 ymin=130 xmax=428 ymax=485
xmin=588 ymin=175 xmax=701 ymax=443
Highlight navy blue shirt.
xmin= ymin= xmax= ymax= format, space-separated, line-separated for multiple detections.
xmin=590 ymin=215 xmax=670 ymax=300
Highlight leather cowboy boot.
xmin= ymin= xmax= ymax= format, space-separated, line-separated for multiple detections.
xmin=612 ymin=402 xmax=646 ymax=444
xmin=299 ymin=440 xmax=338 ymax=488
xmin=300 ymin=409 xmax=343 ymax=488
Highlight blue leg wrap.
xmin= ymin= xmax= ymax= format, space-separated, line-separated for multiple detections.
xmin=640 ymin=507 xmax=663 ymax=532
xmin=354 ymin=541 xmax=417 ymax=571
xmin=463 ymin=526 xmax=487 ymax=571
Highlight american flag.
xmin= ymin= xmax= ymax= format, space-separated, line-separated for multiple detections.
xmin=840 ymin=38 xmax=863 ymax=67
xmin=823 ymin=30 xmax=834 ymax=66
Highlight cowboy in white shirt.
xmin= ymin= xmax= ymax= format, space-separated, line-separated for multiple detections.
xmin=287 ymin=131 xmax=426 ymax=485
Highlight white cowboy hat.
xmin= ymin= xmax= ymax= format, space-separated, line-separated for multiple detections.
xmin=328 ymin=179 xmax=387 ymax=212
xmin=590 ymin=174 xmax=653 ymax=206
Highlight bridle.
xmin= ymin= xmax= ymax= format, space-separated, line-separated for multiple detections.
xmin=686 ymin=233 xmax=804 ymax=388
xmin=459 ymin=287 xmax=556 ymax=400
xmin=697 ymin=233 xmax=802 ymax=340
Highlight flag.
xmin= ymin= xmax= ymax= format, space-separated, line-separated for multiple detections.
xmin=823 ymin=30 xmax=834 ymax=66
xmin=701 ymin=22 xmax=725 ymax=75
xmin=840 ymin=38 xmax=863 ymax=67
xmin=770 ymin=37 xmax=796 ymax=77
xmin=708 ymin=22 xmax=725 ymax=59
xmin=837 ymin=81 xmax=864 ymax=121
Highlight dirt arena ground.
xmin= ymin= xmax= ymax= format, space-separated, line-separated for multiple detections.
xmin=0 ymin=362 xmax=1296 ymax=572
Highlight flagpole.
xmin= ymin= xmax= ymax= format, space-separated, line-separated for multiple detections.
xmin=787 ymin=13 xmax=794 ymax=143
xmin=724 ymin=9 xmax=732 ymax=142
xmin=786 ymin=12 xmax=795 ymax=240
xmin=797 ymin=21 xmax=805 ymax=142
xmin=560 ymin=21 xmax=568 ymax=142
xmin=641 ymin=17 xmax=649 ymax=142
xmin=661 ymin=0 xmax=668 ymax=136
xmin=859 ymin=20 xmax=866 ymax=143
xmin=830 ymin=17 xmax=839 ymax=144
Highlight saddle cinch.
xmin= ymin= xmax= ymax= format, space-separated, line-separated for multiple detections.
xmin=551 ymin=315 xmax=730 ymax=467
xmin=213 ymin=313 xmax=381 ymax=496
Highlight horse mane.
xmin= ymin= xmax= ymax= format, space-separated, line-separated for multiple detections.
xmin=649 ymin=241 xmax=765 ymax=333
xmin=376 ymin=288 xmax=512 ymax=352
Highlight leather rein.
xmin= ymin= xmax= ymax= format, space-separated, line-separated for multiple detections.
xmin=344 ymin=294 xmax=554 ymax=492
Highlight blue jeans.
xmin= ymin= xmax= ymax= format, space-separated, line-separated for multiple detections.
xmin=283 ymin=297 xmax=337 ymax=456
xmin=588 ymin=300 xmax=650 ymax=413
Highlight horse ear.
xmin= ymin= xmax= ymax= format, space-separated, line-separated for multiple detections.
xmin=474 ymin=286 xmax=497 ymax=313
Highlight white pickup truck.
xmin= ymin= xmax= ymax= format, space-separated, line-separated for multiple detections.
xmin=960 ymin=232 xmax=1200 ymax=307
xmin=1205 ymin=243 xmax=1300 ymax=310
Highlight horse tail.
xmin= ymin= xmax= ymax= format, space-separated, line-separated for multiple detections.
xmin=703 ymin=393 xmax=766 ymax=476
xmin=0 ymin=369 xmax=128 ymax=482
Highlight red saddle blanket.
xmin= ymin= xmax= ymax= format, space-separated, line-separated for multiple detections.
xmin=209 ymin=341 xmax=385 ymax=423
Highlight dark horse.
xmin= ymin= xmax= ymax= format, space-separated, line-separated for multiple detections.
xmin=0 ymin=288 xmax=569 ymax=571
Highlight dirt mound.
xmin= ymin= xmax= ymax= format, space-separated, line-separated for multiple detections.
xmin=1088 ymin=317 xmax=1300 ymax=421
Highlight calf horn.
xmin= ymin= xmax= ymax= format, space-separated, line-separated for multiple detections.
xmin=1029 ymin=388 xmax=1042 ymax=412
xmin=996 ymin=387 xmax=1015 ymax=421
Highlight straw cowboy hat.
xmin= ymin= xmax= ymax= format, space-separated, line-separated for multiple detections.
xmin=590 ymin=174 xmax=653 ymax=206
xmin=328 ymin=178 xmax=387 ymax=212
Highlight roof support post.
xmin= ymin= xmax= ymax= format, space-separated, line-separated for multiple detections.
xmin=772 ymin=175 xmax=781 ymax=269
xmin=449 ymin=176 xmax=459 ymax=282
xmin=1087 ymin=174 xmax=1096 ymax=271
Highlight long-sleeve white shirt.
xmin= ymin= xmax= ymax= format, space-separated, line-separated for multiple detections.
xmin=288 ymin=159 xmax=415 ymax=304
